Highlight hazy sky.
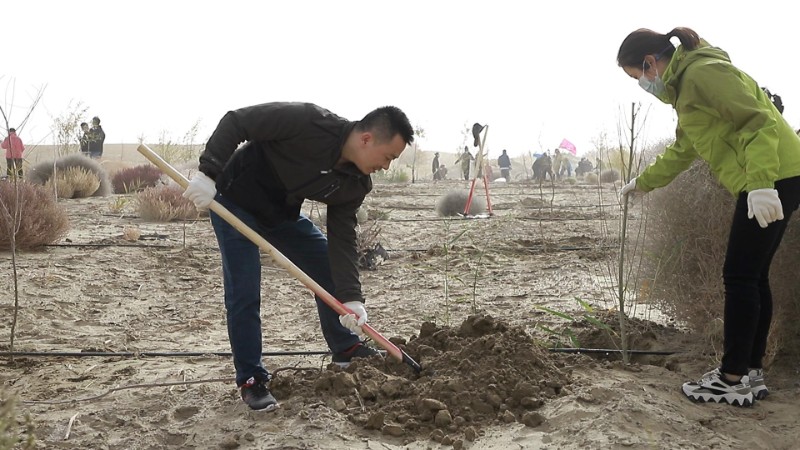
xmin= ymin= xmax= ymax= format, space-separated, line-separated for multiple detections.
xmin=5 ymin=1 xmax=798 ymax=158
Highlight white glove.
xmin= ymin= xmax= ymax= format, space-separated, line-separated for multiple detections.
xmin=339 ymin=301 xmax=367 ymax=337
xmin=747 ymin=188 xmax=784 ymax=228
xmin=183 ymin=172 xmax=216 ymax=209
xmin=620 ymin=177 xmax=639 ymax=197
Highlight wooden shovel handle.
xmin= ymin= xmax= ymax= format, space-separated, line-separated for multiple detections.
xmin=137 ymin=144 xmax=421 ymax=373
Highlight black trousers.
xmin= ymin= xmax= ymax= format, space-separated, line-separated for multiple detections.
xmin=721 ymin=176 xmax=800 ymax=375
xmin=5 ymin=158 xmax=22 ymax=178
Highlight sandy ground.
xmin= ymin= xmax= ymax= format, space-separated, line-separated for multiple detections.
xmin=2 ymin=167 xmax=800 ymax=449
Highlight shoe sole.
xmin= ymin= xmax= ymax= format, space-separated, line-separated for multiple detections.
xmin=248 ymin=403 xmax=280 ymax=412
xmin=752 ymin=386 xmax=769 ymax=400
xmin=681 ymin=386 xmax=754 ymax=407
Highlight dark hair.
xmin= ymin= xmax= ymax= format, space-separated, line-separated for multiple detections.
xmin=356 ymin=106 xmax=414 ymax=145
xmin=80 ymin=122 xmax=88 ymax=127
xmin=617 ymin=27 xmax=701 ymax=68
xmin=92 ymin=116 xmax=101 ymax=125
xmin=8 ymin=128 xmax=15 ymax=133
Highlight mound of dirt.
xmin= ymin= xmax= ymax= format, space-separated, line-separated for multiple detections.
xmin=270 ymin=314 xmax=571 ymax=446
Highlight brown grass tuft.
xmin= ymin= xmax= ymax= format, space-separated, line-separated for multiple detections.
xmin=599 ymin=169 xmax=620 ymax=183
xmin=137 ymin=185 xmax=199 ymax=222
xmin=0 ymin=181 xmax=70 ymax=250
xmin=44 ymin=167 xmax=101 ymax=199
xmin=122 ymin=226 xmax=141 ymax=241
xmin=27 ymin=154 xmax=111 ymax=197
xmin=112 ymin=164 xmax=163 ymax=193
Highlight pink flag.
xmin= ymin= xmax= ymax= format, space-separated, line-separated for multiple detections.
xmin=559 ymin=139 xmax=577 ymax=155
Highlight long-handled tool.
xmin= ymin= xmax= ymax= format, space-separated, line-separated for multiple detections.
xmin=137 ymin=144 xmax=422 ymax=374
xmin=463 ymin=123 xmax=494 ymax=216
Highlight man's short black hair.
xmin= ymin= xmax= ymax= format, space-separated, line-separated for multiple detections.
xmin=92 ymin=116 xmax=101 ymax=125
xmin=80 ymin=122 xmax=88 ymax=127
xmin=357 ymin=106 xmax=414 ymax=145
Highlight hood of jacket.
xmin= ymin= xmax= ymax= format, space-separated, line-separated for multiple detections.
xmin=659 ymin=39 xmax=730 ymax=104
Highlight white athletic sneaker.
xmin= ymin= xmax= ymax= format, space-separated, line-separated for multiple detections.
xmin=748 ymin=368 xmax=768 ymax=400
xmin=681 ymin=368 xmax=754 ymax=407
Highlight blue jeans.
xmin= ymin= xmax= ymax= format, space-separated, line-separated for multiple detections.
xmin=210 ymin=193 xmax=361 ymax=386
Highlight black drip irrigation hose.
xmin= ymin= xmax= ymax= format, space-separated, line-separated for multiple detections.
xmin=548 ymin=348 xmax=680 ymax=356
xmin=0 ymin=348 xmax=680 ymax=358
xmin=0 ymin=350 xmax=331 ymax=358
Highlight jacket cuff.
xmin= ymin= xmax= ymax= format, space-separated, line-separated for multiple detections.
xmin=746 ymin=180 xmax=775 ymax=192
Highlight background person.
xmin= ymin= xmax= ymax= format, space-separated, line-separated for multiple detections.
xmin=455 ymin=146 xmax=474 ymax=181
xmin=79 ymin=122 xmax=90 ymax=156
xmin=498 ymin=149 xmax=511 ymax=181
xmin=618 ymin=27 xmax=800 ymax=407
xmin=2 ymin=128 xmax=25 ymax=179
xmin=88 ymin=116 xmax=105 ymax=158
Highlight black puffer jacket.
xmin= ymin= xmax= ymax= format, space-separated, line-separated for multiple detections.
xmin=198 ymin=102 xmax=371 ymax=303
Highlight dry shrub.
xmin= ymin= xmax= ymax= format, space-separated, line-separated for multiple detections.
xmin=43 ymin=167 xmax=101 ymax=199
xmin=27 ymin=154 xmax=111 ymax=197
xmin=100 ymin=160 xmax=138 ymax=177
xmin=642 ymin=160 xmax=800 ymax=366
xmin=0 ymin=389 xmax=35 ymax=450
xmin=435 ymin=190 xmax=486 ymax=217
xmin=599 ymin=169 xmax=620 ymax=183
xmin=112 ymin=164 xmax=163 ymax=193
xmin=0 ymin=181 xmax=70 ymax=250
xmin=122 ymin=226 xmax=141 ymax=241
xmin=137 ymin=185 xmax=199 ymax=221
xmin=584 ymin=172 xmax=599 ymax=184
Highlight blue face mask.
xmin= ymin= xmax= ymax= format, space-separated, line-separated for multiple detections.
xmin=638 ymin=62 xmax=666 ymax=98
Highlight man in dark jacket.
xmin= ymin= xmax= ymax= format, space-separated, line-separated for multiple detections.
xmin=79 ymin=122 xmax=90 ymax=156
xmin=498 ymin=149 xmax=511 ymax=181
xmin=88 ymin=116 xmax=105 ymax=158
xmin=183 ymin=102 xmax=414 ymax=411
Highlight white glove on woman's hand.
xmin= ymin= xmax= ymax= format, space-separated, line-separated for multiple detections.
xmin=747 ymin=188 xmax=784 ymax=228
xmin=620 ymin=177 xmax=639 ymax=197
xmin=183 ymin=172 xmax=216 ymax=209
xmin=339 ymin=301 xmax=367 ymax=336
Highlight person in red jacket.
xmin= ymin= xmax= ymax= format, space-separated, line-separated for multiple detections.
xmin=2 ymin=128 xmax=25 ymax=179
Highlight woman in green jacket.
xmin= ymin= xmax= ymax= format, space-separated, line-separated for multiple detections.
xmin=617 ymin=27 xmax=800 ymax=407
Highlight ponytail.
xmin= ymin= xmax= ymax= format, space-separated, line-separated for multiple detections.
xmin=666 ymin=27 xmax=700 ymax=51
xmin=617 ymin=26 xmax=701 ymax=68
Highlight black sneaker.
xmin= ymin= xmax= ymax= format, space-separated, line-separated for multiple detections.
xmin=332 ymin=343 xmax=379 ymax=367
xmin=240 ymin=376 xmax=279 ymax=411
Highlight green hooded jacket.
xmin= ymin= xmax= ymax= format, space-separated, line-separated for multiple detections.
xmin=636 ymin=41 xmax=800 ymax=195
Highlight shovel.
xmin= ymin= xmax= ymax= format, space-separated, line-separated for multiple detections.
xmin=137 ymin=144 xmax=422 ymax=374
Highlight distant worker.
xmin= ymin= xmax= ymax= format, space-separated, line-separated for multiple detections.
xmin=455 ymin=146 xmax=474 ymax=181
xmin=552 ymin=148 xmax=564 ymax=180
xmin=576 ymin=157 xmax=594 ymax=177
xmin=432 ymin=152 xmax=440 ymax=180
xmin=88 ymin=116 xmax=105 ymax=159
xmin=531 ymin=152 xmax=554 ymax=183
xmin=2 ymin=128 xmax=25 ymax=179
xmin=498 ymin=149 xmax=511 ymax=181
xmin=79 ymin=122 xmax=90 ymax=156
